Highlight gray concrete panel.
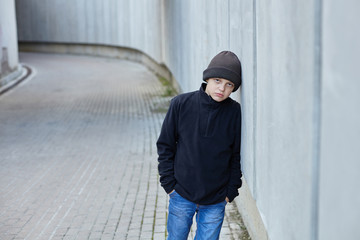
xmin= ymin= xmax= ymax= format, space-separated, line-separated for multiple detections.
xmin=16 ymin=0 xmax=163 ymax=62
xmin=319 ymin=0 xmax=360 ymax=239
xmin=255 ymin=1 xmax=317 ymax=239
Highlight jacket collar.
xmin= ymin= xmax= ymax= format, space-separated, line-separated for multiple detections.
xmin=199 ymin=83 xmax=231 ymax=107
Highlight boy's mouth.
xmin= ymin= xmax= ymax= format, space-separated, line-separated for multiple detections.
xmin=215 ymin=93 xmax=224 ymax=98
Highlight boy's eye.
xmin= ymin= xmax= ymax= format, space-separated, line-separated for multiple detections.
xmin=227 ymin=83 xmax=234 ymax=87
xmin=214 ymin=79 xmax=220 ymax=83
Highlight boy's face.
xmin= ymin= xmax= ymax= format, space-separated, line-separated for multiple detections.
xmin=205 ymin=78 xmax=234 ymax=102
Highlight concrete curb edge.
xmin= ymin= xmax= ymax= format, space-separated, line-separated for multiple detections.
xmin=18 ymin=42 xmax=182 ymax=94
xmin=0 ymin=64 xmax=34 ymax=96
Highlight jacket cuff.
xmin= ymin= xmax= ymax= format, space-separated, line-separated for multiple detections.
xmin=227 ymin=188 xmax=239 ymax=203
xmin=164 ymin=183 xmax=176 ymax=194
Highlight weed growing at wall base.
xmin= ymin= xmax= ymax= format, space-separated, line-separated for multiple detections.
xmin=158 ymin=75 xmax=177 ymax=97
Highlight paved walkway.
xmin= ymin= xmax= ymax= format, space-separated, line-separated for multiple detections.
xmin=0 ymin=52 xmax=249 ymax=240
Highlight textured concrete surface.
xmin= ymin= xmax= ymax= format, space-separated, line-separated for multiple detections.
xmin=0 ymin=52 xmax=249 ymax=240
xmin=319 ymin=1 xmax=360 ymax=239
xmin=15 ymin=0 xmax=163 ymax=63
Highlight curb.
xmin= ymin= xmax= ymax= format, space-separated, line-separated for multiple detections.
xmin=0 ymin=64 xmax=34 ymax=96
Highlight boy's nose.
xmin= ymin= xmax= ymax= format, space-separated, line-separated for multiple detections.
xmin=219 ymin=84 xmax=225 ymax=91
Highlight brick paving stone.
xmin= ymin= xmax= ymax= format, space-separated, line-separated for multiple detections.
xmin=0 ymin=52 xmax=249 ymax=240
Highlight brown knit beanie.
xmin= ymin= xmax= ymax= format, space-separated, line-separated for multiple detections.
xmin=203 ymin=51 xmax=242 ymax=92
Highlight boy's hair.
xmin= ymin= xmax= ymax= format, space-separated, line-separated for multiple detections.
xmin=203 ymin=51 xmax=242 ymax=92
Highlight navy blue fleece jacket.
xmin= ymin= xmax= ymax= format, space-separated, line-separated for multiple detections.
xmin=157 ymin=84 xmax=242 ymax=205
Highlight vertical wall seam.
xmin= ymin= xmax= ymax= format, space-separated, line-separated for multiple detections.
xmin=252 ymin=0 xmax=258 ymax=200
xmin=228 ymin=0 xmax=230 ymax=48
xmin=312 ymin=0 xmax=323 ymax=239
xmin=160 ymin=0 xmax=165 ymax=63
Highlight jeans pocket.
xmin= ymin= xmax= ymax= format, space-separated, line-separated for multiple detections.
xmin=169 ymin=190 xmax=177 ymax=198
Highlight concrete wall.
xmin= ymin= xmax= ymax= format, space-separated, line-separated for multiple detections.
xmin=252 ymin=1 xmax=318 ymax=239
xmin=163 ymin=1 xmax=319 ymax=239
xmin=0 ymin=0 xmax=20 ymax=88
xmin=15 ymin=0 xmax=360 ymax=239
xmin=319 ymin=0 xmax=360 ymax=239
xmin=162 ymin=1 xmax=245 ymax=93
xmin=16 ymin=0 xmax=163 ymax=63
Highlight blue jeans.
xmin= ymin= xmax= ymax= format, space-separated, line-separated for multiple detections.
xmin=167 ymin=190 xmax=227 ymax=240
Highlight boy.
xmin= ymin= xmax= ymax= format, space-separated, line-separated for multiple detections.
xmin=157 ymin=51 xmax=242 ymax=240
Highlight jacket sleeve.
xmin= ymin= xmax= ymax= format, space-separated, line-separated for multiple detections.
xmin=157 ymin=98 xmax=178 ymax=194
xmin=227 ymin=104 xmax=243 ymax=202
